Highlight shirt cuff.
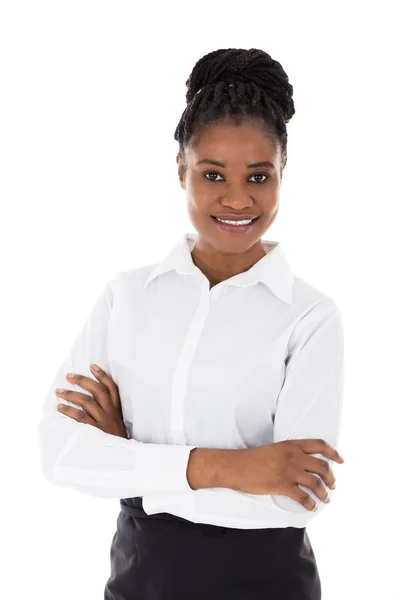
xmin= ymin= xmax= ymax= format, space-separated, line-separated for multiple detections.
xmin=135 ymin=442 xmax=199 ymax=494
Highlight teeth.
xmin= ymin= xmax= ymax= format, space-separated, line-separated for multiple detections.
xmin=216 ymin=217 xmax=254 ymax=225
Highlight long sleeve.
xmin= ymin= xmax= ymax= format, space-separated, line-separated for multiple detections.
xmin=36 ymin=277 xmax=198 ymax=499
xmin=271 ymin=296 xmax=345 ymax=520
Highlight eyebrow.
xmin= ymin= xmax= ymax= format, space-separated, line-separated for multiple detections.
xmin=195 ymin=159 xmax=275 ymax=169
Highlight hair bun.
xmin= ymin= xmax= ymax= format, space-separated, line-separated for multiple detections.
xmin=176 ymin=48 xmax=295 ymax=172
xmin=185 ymin=48 xmax=294 ymax=124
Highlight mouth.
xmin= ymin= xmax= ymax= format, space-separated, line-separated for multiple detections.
xmin=211 ymin=215 xmax=260 ymax=233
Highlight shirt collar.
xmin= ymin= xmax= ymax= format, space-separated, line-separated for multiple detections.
xmin=144 ymin=232 xmax=294 ymax=305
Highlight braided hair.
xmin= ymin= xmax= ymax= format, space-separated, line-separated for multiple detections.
xmin=174 ymin=48 xmax=295 ymax=173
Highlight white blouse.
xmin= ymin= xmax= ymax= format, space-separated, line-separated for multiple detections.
xmin=37 ymin=232 xmax=345 ymax=529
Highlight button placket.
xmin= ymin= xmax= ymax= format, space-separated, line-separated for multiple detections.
xmin=169 ymin=281 xmax=212 ymax=445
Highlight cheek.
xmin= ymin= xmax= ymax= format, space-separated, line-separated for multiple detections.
xmin=185 ymin=171 xmax=203 ymax=189
xmin=186 ymin=189 xmax=210 ymax=213
xmin=187 ymin=203 xmax=205 ymax=223
xmin=263 ymin=205 xmax=279 ymax=227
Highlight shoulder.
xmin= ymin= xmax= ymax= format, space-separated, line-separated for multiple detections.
xmin=290 ymin=275 xmax=343 ymax=342
xmin=288 ymin=275 xmax=344 ymax=354
xmin=115 ymin=263 xmax=157 ymax=286
xmin=292 ymin=274 xmax=341 ymax=314
xmin=106 ymin=263 xmax=158 ymax=304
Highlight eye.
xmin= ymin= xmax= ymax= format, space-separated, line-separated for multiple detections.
xmin=203 ymin=172 xmax=270 ymax=184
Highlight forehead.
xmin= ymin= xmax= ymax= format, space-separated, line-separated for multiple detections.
xmin=187 ymin=121 xmax=279 ymax=165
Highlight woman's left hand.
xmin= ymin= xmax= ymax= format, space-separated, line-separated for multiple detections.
xmin=55 ymin=364 xmax=128 ymax=439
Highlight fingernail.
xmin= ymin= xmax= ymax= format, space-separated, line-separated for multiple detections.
xmin=91 ymin=364 xmax=100 ymax=371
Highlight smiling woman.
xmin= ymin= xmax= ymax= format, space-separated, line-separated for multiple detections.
xmin=37 ymin=46 xmax=344 ymax=600
xmin=174 ymin=48 xmax=295 ymax=291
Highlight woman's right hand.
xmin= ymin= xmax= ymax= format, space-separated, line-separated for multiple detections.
xmin=232 ymin=439 xmax=345 ymax=511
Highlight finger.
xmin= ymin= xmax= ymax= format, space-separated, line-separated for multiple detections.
xmin=57 ymin=402 xmax=98 ymax=428
xmin=296 ymin=472 xmax=330 ymax=504
xmin=65 ymin=372 xmax=110 ymax=412
xmin=90 ymin=364 xmax=121 ymax=412
xmin=303 ymin=455 xmax=336 ymax=490
xmin=288 ymin=484 xmax=319 ymax=512
xmin=297 ymin=439 xmax=344 ymax=463
xmin=55 ymin=388 xmax=103 ymax=422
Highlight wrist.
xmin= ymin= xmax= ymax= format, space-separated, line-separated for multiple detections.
xmin=186 ymin=447 xmax=241 ymax=491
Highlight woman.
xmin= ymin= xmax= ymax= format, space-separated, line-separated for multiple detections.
xmin=37 ymin=47 xmax=345 ymax=599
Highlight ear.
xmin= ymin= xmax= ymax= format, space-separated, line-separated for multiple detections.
xmin=176 ymin=154 xmax=186 ymax=189
xmin=279 ymin=162 xmax=284 ymax=183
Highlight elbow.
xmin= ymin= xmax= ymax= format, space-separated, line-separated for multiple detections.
xmin=37 ymin=426 xmax=62 ymax=486
xmin=36 ymin=415 xmax=80 ymax=487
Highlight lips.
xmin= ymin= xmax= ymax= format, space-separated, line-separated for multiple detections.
xmin=211 ymin=215 xmax=260 ymax=233
xmin=212 ymin=215 xmax=260 ymax=221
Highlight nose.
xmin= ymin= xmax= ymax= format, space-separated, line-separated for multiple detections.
xmin=220 ymin=192 xmax=256 ymax=210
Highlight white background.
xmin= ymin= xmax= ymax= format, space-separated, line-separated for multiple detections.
xmin=1 ymin=1 xmax=399 ymax=598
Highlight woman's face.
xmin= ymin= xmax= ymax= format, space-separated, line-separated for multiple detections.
xmin=177 ymin=119 xmax=283 ymax=257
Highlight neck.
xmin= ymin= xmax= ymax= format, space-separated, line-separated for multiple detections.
xmin=190 ymin=241 xmax=268 ymax=285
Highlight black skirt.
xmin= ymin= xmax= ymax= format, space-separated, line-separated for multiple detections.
xmin=104 ymin=496 xmax=321 ymax=600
